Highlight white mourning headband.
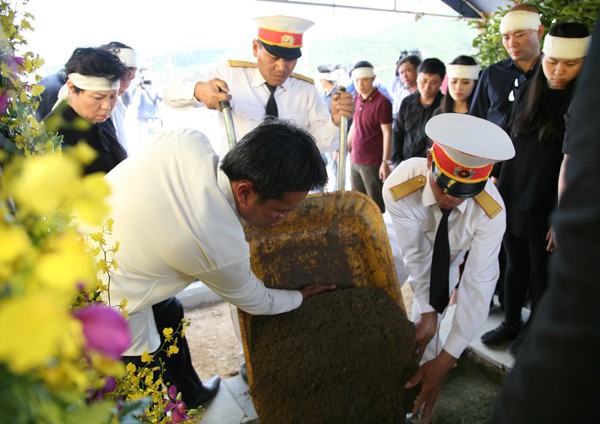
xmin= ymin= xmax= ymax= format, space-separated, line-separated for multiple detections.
xmin=500 ymin=11 xmax=541 ymax=34
xmin=318 ymin=71 xmax=335 ymax=80
xmin=543 ymin=34 xmax=591 ymax=59
xmin=447 ymin=64 xmax=481 ymax=80
xmin=116 ymin=48 xmax=138 ymax=68
xmin=68 ymin=73 xmax=120 ymax=91
xmin=351 ymin=67 xmax=375 ymax=79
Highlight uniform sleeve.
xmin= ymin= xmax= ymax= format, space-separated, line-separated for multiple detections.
xmin=444 ymin=197 xmax=505 ymax=358
xmin=382 ymin=178 xmax=436 ymax=316
xmin=306 ymin=84 xmax=339 ymax=153
xmin=163 ymin=66 xmax=223 ymax=110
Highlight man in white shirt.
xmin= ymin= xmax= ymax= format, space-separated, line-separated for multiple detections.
xmin=163 ymin=15 xmax=354 ymax=157
xmin=105 ymin=119 xmax=334 ymax=408
xmin=383 ymin=114 xmax=514 ymax=423
xmin=101 ymin=41 xmax=138 ymax=153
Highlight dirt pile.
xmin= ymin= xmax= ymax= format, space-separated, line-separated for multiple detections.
xmin=249 ymin=286 xmax=418 ymax=424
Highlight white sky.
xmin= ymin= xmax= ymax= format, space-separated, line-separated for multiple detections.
xmin=22 ymin=0 xmax=459 ymax=73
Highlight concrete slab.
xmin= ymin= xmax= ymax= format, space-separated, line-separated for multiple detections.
xmin=195 ymin=375 xmax=258 ymax=424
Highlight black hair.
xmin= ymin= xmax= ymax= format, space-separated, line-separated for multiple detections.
xmin=510 ymin=23 xmax=590 ymax=143
xmin=417 ymin=58 xmax=446 ymax=80
xmin=439 ymin=55 xmax=479 ymax=113
xmin=64 ymin=47 xmax=130 ymax=92
xmin=351 ymin=60 xmax=374 ymax=71
xmin=397 ymin=55 xmax=422 ymax=71
xmin=220 ymin=118 xmax=328 ymax=201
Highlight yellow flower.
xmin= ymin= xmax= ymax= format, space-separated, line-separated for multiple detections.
xmin=162 ymin=327 xmax=174 ymax=341
xmin=67 ymin=142 xmax=97 ymax=166
xmin=141 ymin=352 xmax=153 ymax=364
xmin=0 ymin=224 xmax=32 ymax=282
xmin=0 ymin=295 xmax=84 ymax=373
xmin=31 ymin=232 xmax=97 ymax=300
xmin=167 ymin=345 xmax=180 ymax=357
xmin=126 ymin=362 xmax=137 ymax=374
xmin=10 ymin=153 xmax=80 ymax=216
xmin=72 ymin=173 xmax=111 ymax=226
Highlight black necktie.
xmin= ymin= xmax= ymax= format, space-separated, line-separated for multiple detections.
xmin=430 ymin=207 xmax=452 ymax=314
xmin=265 ymin=83 xmax=278 ymax=117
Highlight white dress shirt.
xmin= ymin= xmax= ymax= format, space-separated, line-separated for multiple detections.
xmin=383 ymin=158 xmax=505 ymax=360
xmin=104 ymin=128 xmax=302 ymax=355
xmin=163 ymin=63 xmax=339 ymax=156
xmin=110 ymin=98 xmax=128 ymax=153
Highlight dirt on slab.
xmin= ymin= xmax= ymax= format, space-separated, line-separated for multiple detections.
xmin=249 ymin=286 xmax=418 ymax=424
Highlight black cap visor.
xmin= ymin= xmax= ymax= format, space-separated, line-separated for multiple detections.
xmin=432 ymin=161 xmax=486 ymax=199
xmin=260 ymin=40 xmax=302 ymax=60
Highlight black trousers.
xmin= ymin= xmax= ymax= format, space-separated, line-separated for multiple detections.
xmin=502 ymin=232 xmax=550 ymax=325
xmin=123 ymin=297 xmax=203 ymax=406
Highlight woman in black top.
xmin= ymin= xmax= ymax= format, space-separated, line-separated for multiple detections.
xmin=481 ymin=22 xmax=591 ymax=354
xmin=43 ymin=47 xmax=129 ymax=175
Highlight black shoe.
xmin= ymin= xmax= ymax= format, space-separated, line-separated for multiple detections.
xmin=240 ymin=363 xmax=248 ymax=384
xmin=508 ymin=329 xmax=526 ymax=356
xmin=188 ymin=375 xmax=221 ymax=408
xmin=481 ymin=322 xmax=521 ymax=345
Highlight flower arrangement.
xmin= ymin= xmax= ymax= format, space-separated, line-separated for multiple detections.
xmin=0 ymin=2 xmax=199 ymax=423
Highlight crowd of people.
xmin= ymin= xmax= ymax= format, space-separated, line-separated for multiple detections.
xmin=30 ymin=5 xmax=597 ymax=423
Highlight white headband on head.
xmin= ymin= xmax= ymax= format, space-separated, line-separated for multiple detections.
xmin=351 ymin=67 xmax=375 ymax=80
xmin=447 ymin=64 xmax=481 ymax=80
xmin=68 ymin=73 xmax=120 ymax=91
xmin=500 ymin=11 xmax=541 ymax=34
xmin=318 ymin=71 xmax=335 ymax=80
xmin=116 ymin=48 xmax=138 ymax=68
xmin=543 ymin=34 xmax=591 ymax=59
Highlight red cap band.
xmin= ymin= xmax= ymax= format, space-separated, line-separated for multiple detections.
xmin=432 ymin=143 xmax=493 ymax=183
xmin=258 ymin=27 xmax=303 ymax=48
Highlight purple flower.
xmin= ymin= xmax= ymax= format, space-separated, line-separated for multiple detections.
xmin=165 ymin=385 xmax=189 ymax=422
xmin=89 ymin=376 xmax=118 ymax=401
xmin=73 ymin=304 xmax=131 ymax=360
xmin=0 ymin=93 xmax=9 ymax=114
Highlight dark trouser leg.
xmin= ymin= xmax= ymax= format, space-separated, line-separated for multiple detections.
xmin=527 ymin=238 xmax=550 ymax=321
xmin=503 ymin=233 xmax=530 ymax=325
xmin=495 ymin=245 xmax=507 ymax=308
xmin=351 ymin=162 xmax=385 ymax=213
xmin=121 ymin=297 xmax=204 ymax=406
xmin=350 ymin=162 xmax=366 ymax=194
xmin=151 ymin=297 xmax=203 ymax=406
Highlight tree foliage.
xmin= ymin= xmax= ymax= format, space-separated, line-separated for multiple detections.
xmin=469 ymin=0 xmax=599 ymax=67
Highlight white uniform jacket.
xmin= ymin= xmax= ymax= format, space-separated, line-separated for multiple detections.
xmin=382 ymin=158 xmax=505 ymax=359
xmin=163 ymin=62 xmax=338 ymax=156
xmin=104 ymin=128 xmax=302 ymax=355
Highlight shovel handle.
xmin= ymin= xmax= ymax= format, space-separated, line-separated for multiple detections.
xmin=336 ymin=86 xmax=349 ymax=191
xmin=219 ymin=87 xmax=237 ymax=151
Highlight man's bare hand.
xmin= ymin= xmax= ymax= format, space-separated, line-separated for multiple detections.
xmin=414 ymin=311 xmax=438 ymax=363
xmin=405 ymin=350 xmax=457 ymax=423
xmin=193 ymin=78 xmax=231 ymax=110
xmin=300 ymin=284 xmax=336 ymax=299
xmin=331 ymin=90 xmax=354 ymax=125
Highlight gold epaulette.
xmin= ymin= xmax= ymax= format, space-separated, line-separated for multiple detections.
xmin=227 ymin=60 xmax=257 ymax=68
xmin=290 ymin=72 xmax=314 ymax=84
xmin=474 ymin=190 xmax=503 ymax=219
xmin=388 ymin=175 xmax=427 ymax=201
